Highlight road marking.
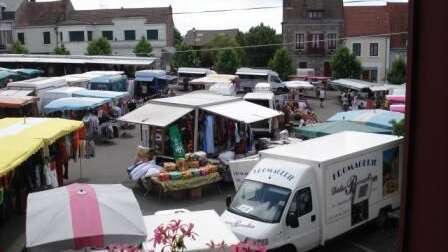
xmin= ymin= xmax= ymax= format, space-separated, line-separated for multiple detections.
xmin=343 ymin=239 xmax=378 ymax=252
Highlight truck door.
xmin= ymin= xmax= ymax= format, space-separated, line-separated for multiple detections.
xmin=284 ymin=185 xmax=319 ymax=252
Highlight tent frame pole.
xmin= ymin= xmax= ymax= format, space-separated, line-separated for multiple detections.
xmin=194 ymin=108 xmax=199 ymax=152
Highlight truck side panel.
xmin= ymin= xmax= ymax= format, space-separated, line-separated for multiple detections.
xmin=322 ymin=144 xmax=401 ymax=241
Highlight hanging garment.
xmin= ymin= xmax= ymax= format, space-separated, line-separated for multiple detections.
xmin=168 ymin=125 xmax=185 ymax=159
xmin=205 ymin=115 xmax=215 ymax=154
xmin=234 ymin=123 xmax=240 ymax=143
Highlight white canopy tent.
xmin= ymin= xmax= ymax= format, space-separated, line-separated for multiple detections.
xmin=120 ymin=92 xmax=281 ymax=152
xmin=190 ymin=74 xmax=237 ymax=87
xmin=119 ymin=103 xmax=194 ymax=127
xmin=330 ymin=79 xmax=378 ymax=91
xmin=284 ymin=80 xmax=315 ymax=89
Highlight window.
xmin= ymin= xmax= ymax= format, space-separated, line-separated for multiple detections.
xmin=296 ymin=33 xmax=305 ymax=49
xmin=60 ymin=32 xmax=63 ymax=42
xmin=102 ymin=31 xmax=113 ymax=41
xmin=353 ymin=43 xmax=361 ymax=56
xmin=308 ymin=11 xmax=323 ymax=19
xmin=87 ymin=31 xmax=93 ymax=41
xmin=147 ymin=29 xmax=159 ymax=40
xmin=17 ymin=32 xmax=25 ymax=44
xmin=370 ymin=43 xmax=379 ymax=56
xmin=311 ymin=33 xmax=322 ymax=48
xmin=328 ymin=33 xmax=337 ymax=49
xmin=289 ymin=187 xmax=313 ymax=217
xmin=69 ymin=31 xmax=85 ymax=42
xmin=299 ymin=62 xmax=308 ymax=68
xmin=43 ymin=32 xmax=51 ymax=44
xmin=124 ymin=30 xmax=136 ymax=41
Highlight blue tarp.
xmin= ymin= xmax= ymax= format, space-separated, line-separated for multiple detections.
xmin=327 ymin=109 xmax=404 ymax=130
xmin=90 ymin=75 xmax=128 ymax=92
xmin=44 ymin=97 xmax=110 ymax=113
xmin=72 ymin=89 xmax=129 ymax=101
xmin=294 ymin=121 xmax=391 ymax=139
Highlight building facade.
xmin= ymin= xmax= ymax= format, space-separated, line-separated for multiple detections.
xmin=0 ymin=0 xmax=24 ymax=52
xmin=282 ymin=0 xmax=344 ymax=76
xmin=13 ymin=0 xmax=174 ymax=60
xmin=344 ymin=2 xmax=408 ymax=82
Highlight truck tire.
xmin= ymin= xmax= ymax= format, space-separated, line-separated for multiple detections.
xmin=269 ymin=244 xmax=296 ymax=252
xmin=376 ymin=208 xmax=390 ymax=228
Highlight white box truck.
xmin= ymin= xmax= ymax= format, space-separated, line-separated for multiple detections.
xmin=222 ymin=131 xmax=403 ymax=252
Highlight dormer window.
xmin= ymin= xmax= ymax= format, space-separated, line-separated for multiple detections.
xmin=308 ymin=10 xmax=323 ymax=19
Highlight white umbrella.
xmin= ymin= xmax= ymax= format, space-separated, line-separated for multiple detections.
xmin=284 ymin=80 xmax=314 ymax=89
xmin=26 ymin=183 xmax=147 ymax=252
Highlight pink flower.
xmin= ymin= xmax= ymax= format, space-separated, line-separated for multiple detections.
xmin=180 ymin=223 xmax=198 ymax=240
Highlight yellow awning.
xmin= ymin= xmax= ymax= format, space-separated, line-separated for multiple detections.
xmin=0 ymin=118 xmax=83 ymax=176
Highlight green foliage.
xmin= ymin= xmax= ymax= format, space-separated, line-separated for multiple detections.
xmin=11 ymin=41 xmax=28 ymax=54
xmin=172 ymin=43 xmax=201 ymax=68
xmin=200 ymin=34 xmax=246 ymax=68
xmin=391 ymin=119 xmax=405 ymax=136
xmin=133 ymin=36 xmax=153 ymax=57
xmin=387 ymin=57 xmax=406 ymax=84
xmin=216 ymin=49 xmax=241 ymax=74
xmin=54 ymin=44 xmax=70 ymax=55
xmin=243 ymin=23 xmax=281 ymax=67
xmin=174 ymin=27 xmax=183 ymax=46
xmin=268 ymin=48 xmax=294 ymax=80
xmin=330 ymin=47 xmax=362 ymax=79
xmin=86 ymin=37 xmax=112 ymax=55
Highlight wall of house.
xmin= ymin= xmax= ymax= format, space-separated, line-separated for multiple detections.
xmin=345 ymin=36 xmax=390 ymax=82
xmin=14 ymin=26 xmax=57 ymax=54
xmin=59 ymin=19 xmax=167 ymax=57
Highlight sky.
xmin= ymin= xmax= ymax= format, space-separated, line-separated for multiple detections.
xmin=36 ymin=0 xmax=408 ymax=35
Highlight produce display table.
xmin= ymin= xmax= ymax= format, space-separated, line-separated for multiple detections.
xmin=148 ymin=172 xmax=222 ymax=199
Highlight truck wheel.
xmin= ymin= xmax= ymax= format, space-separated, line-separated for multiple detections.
xmin=376 ymin=209 xmax=389 ymax=228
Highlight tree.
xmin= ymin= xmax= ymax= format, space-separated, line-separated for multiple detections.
xmin=86 ymin=37 xmax=112 ymax=55
xmin=387 ymin=57 xmax=406 ymax=84
xmin=391 ymin=119 xmax=405 ymax=136
xmin=172 ymin=43 xmax=201 ymax=68
xmin=133 ymin=36 xmax=153 ymax=57
xmin=200 ymin=34 xmax=246 ymax=68
xmin=330 ymin=47 xmax=362 ymax=79
xmin=216 ymin=49 xmax=240 ymax=74
xmin=11 ymin=41 xmax=28 ymax=54
xmin=174 ymin=27 xmax=183 ymax=46
xmin=244 ymin=23 xmax=281 ymax=67
xmin=268 ymin=48 xmax=294 ymax=80
xmin=54 ymin=44 xmax=70 ymax=55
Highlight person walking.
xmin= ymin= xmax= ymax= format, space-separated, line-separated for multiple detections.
xmin=319 ymin=88 xmax=326 ymax=108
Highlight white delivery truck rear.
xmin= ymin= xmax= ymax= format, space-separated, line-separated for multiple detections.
xmin=222 ymin=131 xmax=403 ymax=252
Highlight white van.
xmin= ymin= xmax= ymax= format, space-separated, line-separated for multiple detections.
xmin=244 ymin=90 xmax=275 ymax=134
xmin=7 ymin=77 xmax=68 ymax=111
xmin=222 ymin=131 xmax=403 ymax=252
xmin=236 ymin=68 xmax=285 ymax=93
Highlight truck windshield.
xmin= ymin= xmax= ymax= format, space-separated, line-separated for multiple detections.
xmin=229 ymin=180 xmax=291 ymax=223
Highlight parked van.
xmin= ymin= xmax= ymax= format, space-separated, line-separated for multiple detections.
xmin=222 ymin=131 xmax=403 ymax=252
xmin=7 ymin=77 xmax=68 ymax=111
xmin=244 ymin=89 xmax=275 ymax=134
xmin=236 ymin=68 xmax=285 ymax=93
xmin=177 ymin=68 xmax=216 ymax=90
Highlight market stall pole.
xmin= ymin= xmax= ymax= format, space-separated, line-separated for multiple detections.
xmin=26 ymin=183 xmax=147 ymax=251
xmin=194 ymin=108 xmax=199 ymax=152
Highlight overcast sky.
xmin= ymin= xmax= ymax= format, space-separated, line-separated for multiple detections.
xmin=37 ymin=0 xmax=408 ymax=35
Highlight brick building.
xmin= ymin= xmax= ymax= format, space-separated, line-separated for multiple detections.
xmin=282 ymin=0 xmax=344 ymax=77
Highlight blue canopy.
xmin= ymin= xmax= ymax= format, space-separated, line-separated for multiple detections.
xmin=44 ymin=97 xmax=110 ymax=113
xmin=91 ymin=75 xmax=127 ymax=84
xmin=72 ymin=89 xmax=129 ymax=101
xmin=90 ymin=75 xmax=128 ymax=92
xmin=294 ymin=121 xmax=391 ymax=139
xmin=15 ymin=68 xmax=43 ymax=76
xmin=327 ymin=109 xmax=404 ymax=130
xmin=135 ymin=70 xmax=177 ymax=82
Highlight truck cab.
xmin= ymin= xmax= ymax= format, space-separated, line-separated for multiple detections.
xmin=236 ymin=68 xmax=285 ymax=93
xmin=221 ymin=158 xmax=320 ymax=251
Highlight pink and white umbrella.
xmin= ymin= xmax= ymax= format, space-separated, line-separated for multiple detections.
xmin=26 ymin=183 xmax=147 ymax=252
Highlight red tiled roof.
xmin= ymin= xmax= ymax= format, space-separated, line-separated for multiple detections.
xmin=344 ymin=6 xmax=390 ymax=37
xmin=15 ymin=1 xmax=67 ymax=27
xmin=344 ymin=3 xmax=408 ymax=49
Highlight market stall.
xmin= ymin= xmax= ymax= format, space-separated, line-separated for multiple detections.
xmin=119 ymin=92 xmax=281 ymax=197
xmin=0 ymin=118 xmax=84 ymax=223
xmin=190 ymin=74 xmax=237 ymax=90
xmin=0 ymin=96 xmax=39 ymax=118
xmin=327 ymin=109 xmax=405 ymax=130
xmin=89 ymin=74 xmax=128 ymax=92
xmin=294 ymin=120 xmax=392 ymax=139
xmin=134 ymin=70 xmax=177 ymax=100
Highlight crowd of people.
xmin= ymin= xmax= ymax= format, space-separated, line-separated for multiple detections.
xmin=340 ymin=90 xmax=386 ymax=111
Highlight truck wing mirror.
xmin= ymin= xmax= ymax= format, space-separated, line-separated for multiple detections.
xmin=286 ymin=212 xmax=299 ymax=228
xmin=226 ymin=195 xmax=232 ymax=208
